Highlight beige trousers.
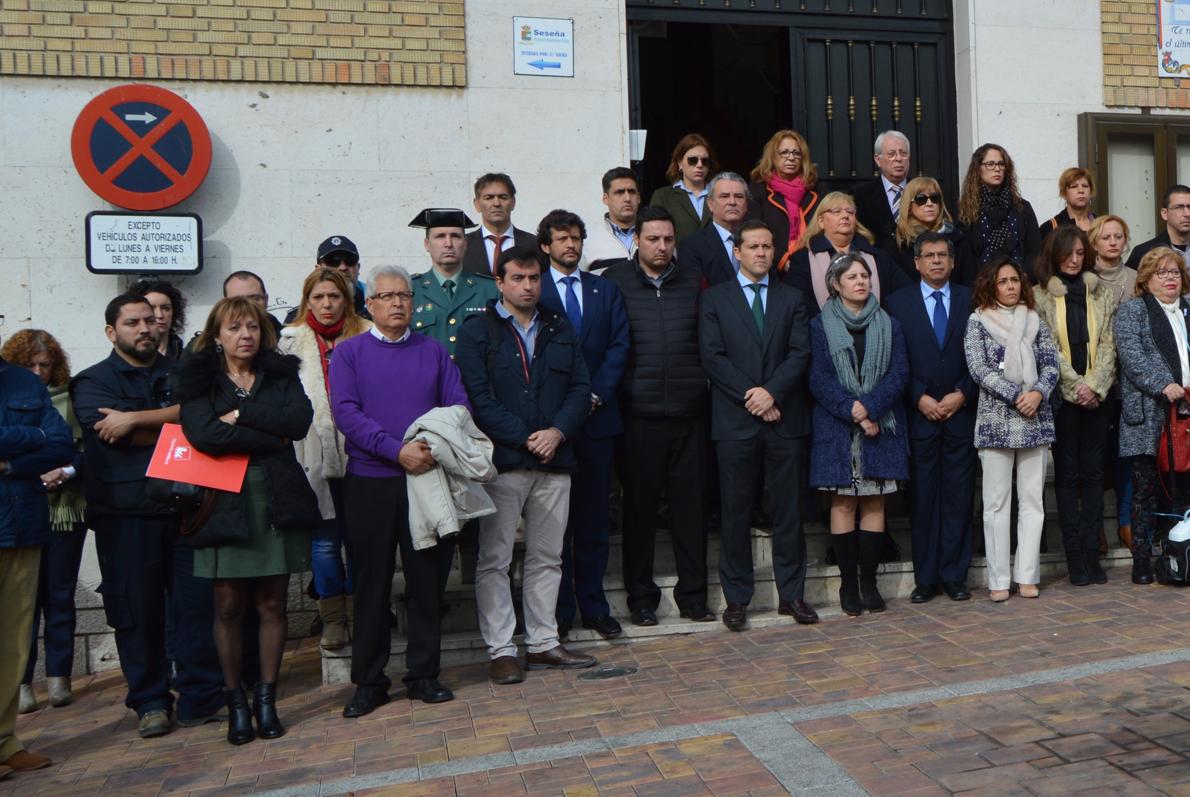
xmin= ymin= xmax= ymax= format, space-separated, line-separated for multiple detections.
xmin=0 ymin=547 xmax=40 ymax=760
xmin=979 ymin=447 xmax=1047 ymax=590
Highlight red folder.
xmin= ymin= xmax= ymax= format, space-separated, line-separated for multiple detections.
xmin=146 ymin=423 xmax=250 ymax=493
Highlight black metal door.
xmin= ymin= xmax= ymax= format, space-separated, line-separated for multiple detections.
xmin=628 ymin=0 xmax=957 ymax=201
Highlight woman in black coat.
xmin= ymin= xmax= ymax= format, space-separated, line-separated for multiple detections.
xmin=746 ymin=128 xmax=821 ymax=271
xmin=174 ymin=297 xmax=319 ymax=746
xmin=957 ymin=143 xmax=1042 ymax=278
xmin=893 ymin=175 xmax=976 ymax=286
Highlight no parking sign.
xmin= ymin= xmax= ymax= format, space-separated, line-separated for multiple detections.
xmin=70 ymin=84 xmax=211 ymax=211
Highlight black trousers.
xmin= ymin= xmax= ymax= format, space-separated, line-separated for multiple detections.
xmin=1132 ymin=455 xmax=1190 ymax=552
xmin=344 ymin=474 xmax=455 ymax=690
xmin=717 ymin=429 xmax=807 ymax=605
xmin=557 ymin=431 xmax=615 ymax=622
xmin=620 ymin=415 xmax=709 ymax=612
xmin=1052 ymin=399 xmax=1111 ymax=558
xmin=908 ymin=426 xmax=976 ymax=586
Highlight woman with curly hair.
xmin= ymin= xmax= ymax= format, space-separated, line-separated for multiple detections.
xmin=746 ymin=129 xmax=821 ymax=271
xmin=648 ymin=133 xmax=718 ymax=244
xmin=131 ymin=280 xmax=188 ymax=360
xmin=957 ymin=144 xmax=1042 ymax=277
xmin=893 ymin=175 xmax=974 ymax=284
xmin=0 ymin=331 xmax=85 ymax=713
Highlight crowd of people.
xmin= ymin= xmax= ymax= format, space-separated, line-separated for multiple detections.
xmin=2 ymin=126 xmax=1190 ymax=776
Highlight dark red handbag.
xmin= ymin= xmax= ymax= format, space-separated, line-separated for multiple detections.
xmin=1158 ymin=401 xmax=1190 ymax=474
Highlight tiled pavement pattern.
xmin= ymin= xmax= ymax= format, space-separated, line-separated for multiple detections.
xmin=8 ymin=577 xmax=1190 ymax=796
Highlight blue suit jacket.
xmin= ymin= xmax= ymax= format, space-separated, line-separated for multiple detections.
xmin=539 ymin=269 xmax=631 ymax=438
xmin=679 ymin=223 xmax=736 ymax=287
xmin=884 ymin=282 xmax=978 ymax=440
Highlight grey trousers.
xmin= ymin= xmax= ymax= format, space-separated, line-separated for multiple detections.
xmin=477 ymin=470 xmax=571 ymax=659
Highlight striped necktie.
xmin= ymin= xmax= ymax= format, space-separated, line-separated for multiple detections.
xmin=890 ymin=185 xmax=903 ymax=220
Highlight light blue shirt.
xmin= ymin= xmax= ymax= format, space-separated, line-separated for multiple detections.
xmin=607 ymin=215 xmax=635 ymax=253
xmin=550 ymin=266 xmax=583 ymax=314
xmin=737 ymin=270 xmax=769 ymax=313
xmin=919 ymin=280 xmax=951 ymax=318
xmin=494 ymin=300 xmax=540 ymax=363
xmin=675 ymin=181 xmax=708 ymax=219
xmin=881 ymin=174 xmax=908 ymax=214
xmin=370 ymin=326 xmax=411 ymax=344
xmin=713 ymin=221 xmax=738 ymax=272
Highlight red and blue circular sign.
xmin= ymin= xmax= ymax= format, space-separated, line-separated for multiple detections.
xmin=71 ymin=84 xmax=211 ymax=211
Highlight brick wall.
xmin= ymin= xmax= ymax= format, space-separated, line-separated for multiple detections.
xmin=1102 ymin=0 xmax=1190 ymax=108
xmin=0 ymin=0 xmax=466 ymax=87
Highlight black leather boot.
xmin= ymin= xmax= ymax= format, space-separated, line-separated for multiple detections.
xmin=857 ymin=530 xmax=887 ymax=613
xmin=1132 ymin=539 xmax=1154 ymax=585
xmin=833 ymin=531 xmax=862 ymax=616
xmin=253 ymin=682 xmax=285 ymax=739
xmin=225 ymin=687 xmax=255 ymax=746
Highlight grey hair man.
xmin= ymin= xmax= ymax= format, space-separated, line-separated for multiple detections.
xmin=680 ymin=171 xmax=751 ymax=286
xmin=855 ymin=130 xmax=912 ymax=257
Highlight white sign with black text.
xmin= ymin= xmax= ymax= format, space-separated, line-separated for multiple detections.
xmin=85 ymin=212 xmax=203 ymax=275
xmin=513 ymin=17 xmax=574 ymax=78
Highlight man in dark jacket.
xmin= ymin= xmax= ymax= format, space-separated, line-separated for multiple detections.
xmin=455 ymin=246 xmax=596 ymax=686
xmin=679 ymin=172 xmax=750 ymax=286
xmin=71 ymin=294 xmax=223 ymax=738
xmin=0 ymin=347 xmax=73 ymax=776
xmin=1125 ymin=184 xmax=1190 ymax=268
xmin=699 ymin=220 xmax=817 ymax=631
xmin=603 ymin=206 xmax=713 ymax=626
xmin=854 ymin=130 xmax=911 ymax=258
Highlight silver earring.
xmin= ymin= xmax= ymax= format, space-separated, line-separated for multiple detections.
xmin=215 ymin=342 xmax=223 ymax=353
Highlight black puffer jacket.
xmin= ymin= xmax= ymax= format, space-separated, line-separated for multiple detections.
xmin=602 ymin=257 xmax=707 ymax=418
xmin=173 ymin=347 xmax=320 ymax=538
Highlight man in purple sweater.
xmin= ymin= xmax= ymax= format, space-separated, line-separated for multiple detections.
xmin=329 ymin=264 xmax=470 ymax=718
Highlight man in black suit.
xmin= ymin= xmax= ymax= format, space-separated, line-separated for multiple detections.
xmin=679 ymin=172 xmax=749 ymax=286
xmin=884 ymin=231 xmax=978 ymax=603
xmin=1125 ymin=184 xmax=1190 ymax=268
xmin=463 ymin=173 xmax=538 ymax=276
xmin=853 ymin=130 xmax=911 ymax=258
xmin=699 ymin=219 xmax=817 ymax=631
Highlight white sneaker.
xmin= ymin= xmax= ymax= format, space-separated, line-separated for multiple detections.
xmin=17 ymin=685 xmax=37 ymax=714
xmin=47 ymin=677 xmax=72 ymax=707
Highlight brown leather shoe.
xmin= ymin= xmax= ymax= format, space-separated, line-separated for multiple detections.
xmin=490 ymin=655 xmax=525 ymax=685
xmin=1 ymin=750 xmax=51 ymax=772
xmin=778 ymin=600 xmax=819 ymax=625
xmin=0 ymin=764 xmax=11 ymax=781
xmin=722 ymin=603 xmax=747 ymax=631
xmin=525 ymin=645 xmax=597 ymax=670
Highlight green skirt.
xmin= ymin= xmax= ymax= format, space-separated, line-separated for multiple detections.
xmin=193 ymin=466 xmax=311 ymax=579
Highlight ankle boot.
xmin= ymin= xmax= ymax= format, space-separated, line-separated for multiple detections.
xmin=225 ymin=687 xmax=255 ymax=746
xmin=1065 ymin=550 xmax=1090 ymax=586
xmin=317 ymin=595 xmax=350 ymax=650
xmin=833 ymin=531 xmax=862 ymax=616
xmin=1084 ymin=546 xmax=1107 ymax=584
xmin=857 ymin=530 xmax=887 ymax=613
xmin=253 ymin=682 xmax=285 ymax=739
xmin=1132 ymin=539 xmax=1154 ymax=585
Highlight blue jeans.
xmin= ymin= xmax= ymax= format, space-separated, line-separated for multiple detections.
xmin=1117 ymin=455 xmax=1134 ymax=528
xmin=311 ymin=479 xmax=352 ymax=598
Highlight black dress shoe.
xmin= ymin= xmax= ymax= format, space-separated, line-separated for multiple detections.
xmin=1133 ymin=557 xmax=1154 ymax=584
xmin=405 ymin=679 xmax=454 ymax=704
xmin=343 ymin=686 xmax=390 ymax=718
xmin=942 ymin=582 xmax=971 ymax=601
xmin=778 ymin=600 xmax=819 ymax=625
xmin=581 ymin=615 xmax=623 ymax=639
xmin=910 ymin=584 xmax=937 ymax=604
xmin=678 ymin=605 xmax=715 ymax=622
xmin=629 ymin=608 xmax=658 ymax=627
xmin=722 ymin=603 xmax=747 ymax=631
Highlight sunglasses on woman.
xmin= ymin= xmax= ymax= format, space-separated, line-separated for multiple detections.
xmin=685 ymin=155 xmax=711 ymax=166
xmin=912 ymin=192 xmax=942 ymax=206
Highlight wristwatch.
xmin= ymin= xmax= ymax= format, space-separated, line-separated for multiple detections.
xmin=233 ymin=409 xmax=240 ymax=421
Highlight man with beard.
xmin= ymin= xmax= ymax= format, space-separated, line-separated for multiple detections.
xmin=71 ymin=295 xmax=223 ymax=738
xmin=535 ymin=210 xmax=630 ymax=640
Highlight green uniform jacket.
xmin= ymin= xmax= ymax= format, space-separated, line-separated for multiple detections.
xmin=412 ymin=270 xmax=500 ymax=358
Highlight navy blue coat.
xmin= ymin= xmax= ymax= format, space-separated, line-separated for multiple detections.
xmin=807 ymin=314 xmax=910 ymax=487
xmin=539 ymin=269 xmax=630 ymax=439
xmin=455 ymin=302 xmax=592 ymax=473
xmin=0 ymin=358 xmax=74 ymax=548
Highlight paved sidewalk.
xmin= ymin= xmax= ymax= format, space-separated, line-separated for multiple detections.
xmin=7 ymin=576 xmax=1190 ymax=796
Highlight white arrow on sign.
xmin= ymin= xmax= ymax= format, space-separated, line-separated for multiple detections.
xmin=123 ymin=112 xmax=158 ymax=124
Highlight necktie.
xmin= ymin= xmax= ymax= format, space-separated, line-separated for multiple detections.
xmin=442 ymin=278 xmax=454 ymax=300
xmin=562 ymin=275 xmax=582 ymax=335
xmin=748 ymin=283 xmax=765 ymax=334
xmin=891 ymin=185 xmax=903 ymax=220
xmin=931 ymin=289 xmax=947 ymax=347
xmin=487 ymin=234 xmax=507 ymax=275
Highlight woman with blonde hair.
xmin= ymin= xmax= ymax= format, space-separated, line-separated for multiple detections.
xmin=648 ymin=133 xmax=717 ymax=243
xmin=785 ymin=191 xmax=911 ymax=317
xmin=745 ymin=129 xmax=821 ymax=270
xmin=1089 ymin=214 xmax=1136 ymax=308
xmin=893 ymin=175 xmax=974 ymax=284
xmin=278 ymin=267 xmax=370 ymax=651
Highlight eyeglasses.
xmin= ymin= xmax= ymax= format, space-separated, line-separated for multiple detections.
xmin=913 ymin=192 xmax=942 ymax=206
xmin=370 ymin=291 xmax=414 ymax=303
xmin=685 ymin=155 xmax=710 ymax=166
xmin=823 ymin=207 xmax=857 ymax=218
xmin=1154 ymin=268 xmax=1183 ymax=279
xmin=777 ymin=149 xmax=802 ymax=161
xmin=980 ymin=161 xmax=1007 ymax=170
xmin=1168 ymin=203 xmax=1190 ymax=213
xmin=322 ymin=253 xmax=359 ymax=268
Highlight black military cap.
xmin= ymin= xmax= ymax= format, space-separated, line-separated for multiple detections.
xmin=408 ymin=208 xmax=477 ymax=230
xmin=317 ymin=235 xmax=359 ymax=261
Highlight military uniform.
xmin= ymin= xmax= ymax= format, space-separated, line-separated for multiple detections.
xmin=411 ymin=270 xmax=500 ymax=358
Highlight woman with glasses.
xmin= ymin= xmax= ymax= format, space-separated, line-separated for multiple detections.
xmin=1114 ymin=248 xmax=1190 ymax=585
xmin=1039 ymin=168 xmax=1096 ymax=240
xmin=1032 ymin=227 xmax=1117 ymax=586
xmin=786 ymin=192 xmax=911 ymax=318
xmin=648 ymin=133 xmax=717 ymax=244
xmin=958 ymin=144 xmax=1042 ymax=277
xmin=892 ymin=175 xmax=975 ymax=284
xmin=746 ymin=129 xmax=821 ymax=272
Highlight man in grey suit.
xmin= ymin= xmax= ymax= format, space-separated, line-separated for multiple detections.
xmin=462 ymin=173 xmax=538 ymax=276
xmin=699 ymin=219 xmax=817 ymax=631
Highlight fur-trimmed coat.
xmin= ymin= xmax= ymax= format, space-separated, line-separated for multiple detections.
xmin=1032 ymin=272 xmax=1117 ymax=404
xmin=277 ymin=323 xmax=369 ymax=519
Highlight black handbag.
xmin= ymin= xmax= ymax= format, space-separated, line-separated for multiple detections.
xmin=146 ymin=478 xmax=244 ymax=547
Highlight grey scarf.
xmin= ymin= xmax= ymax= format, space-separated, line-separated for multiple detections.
xmin=975 ymin=303 xmax=1040 ymax=391
xmin=821 ymin=294 xmax=896 ymax=433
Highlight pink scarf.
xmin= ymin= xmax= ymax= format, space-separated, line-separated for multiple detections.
xmin=768 ymin=175 xmax=807 ymax=243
